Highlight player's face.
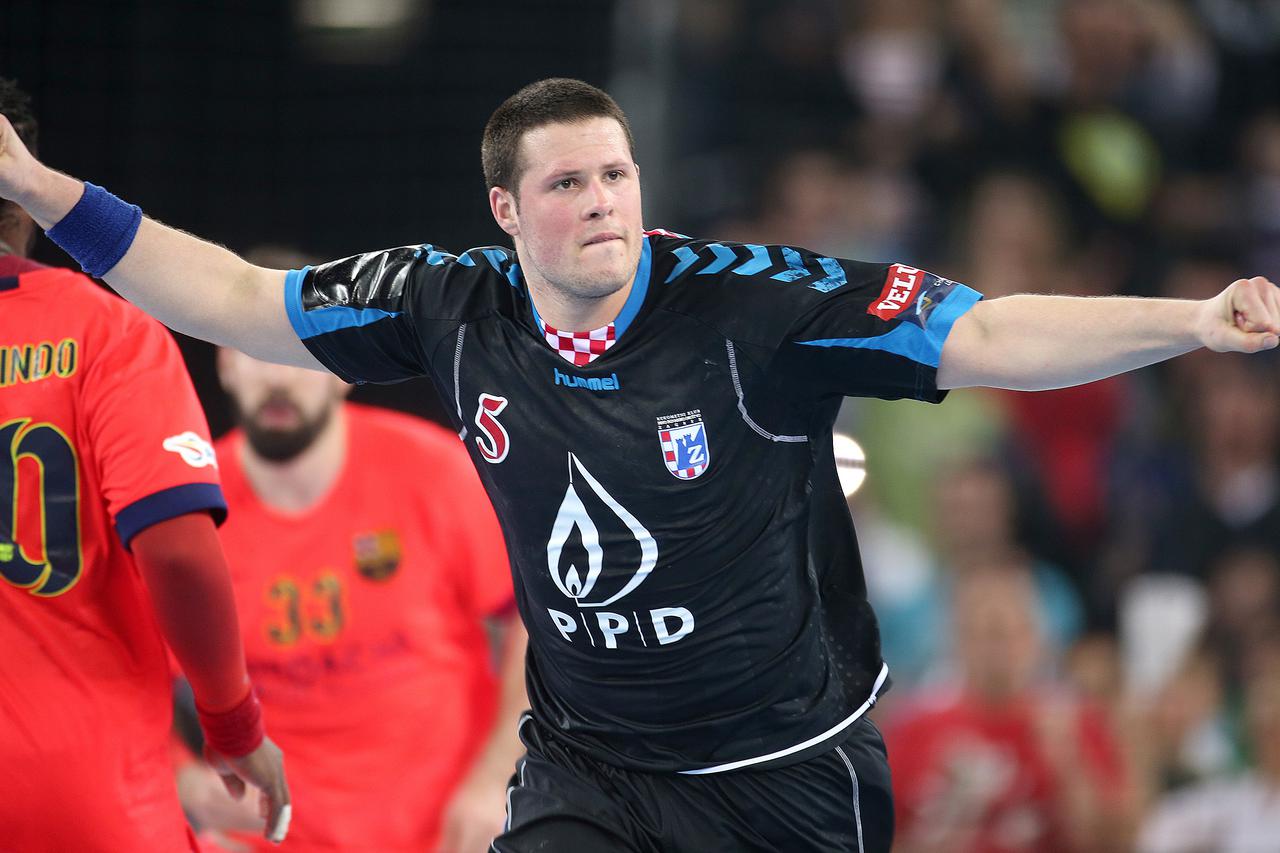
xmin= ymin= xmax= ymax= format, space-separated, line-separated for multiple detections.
xmin=494 ymin=117 xmax=643 ymax=311
xmin=217 ymin=348 xmax=348 ymax=462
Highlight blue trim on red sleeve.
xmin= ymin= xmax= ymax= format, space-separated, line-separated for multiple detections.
xmin=115 ymin=483 xmax=228 ymax=550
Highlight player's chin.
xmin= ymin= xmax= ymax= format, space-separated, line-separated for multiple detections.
xmin=573 ymin=260 xmax=630 ymax=291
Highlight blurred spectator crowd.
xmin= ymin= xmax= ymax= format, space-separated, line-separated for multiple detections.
xmin=662 ymin=1 xmax=1280 ymax=850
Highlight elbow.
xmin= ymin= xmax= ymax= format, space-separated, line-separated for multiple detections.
xmin=937 ymin=302 xmax=993 ymax=389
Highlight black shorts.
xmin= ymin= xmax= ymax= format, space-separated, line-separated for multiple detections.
xmin=492 ymin=714 xmax=894 ymax=853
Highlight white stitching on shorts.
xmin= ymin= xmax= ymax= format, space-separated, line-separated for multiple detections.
xmin=499 ymin=715 xmax=534 ymax=839
xmin=835 ymin=745 xmax=865 ymax=853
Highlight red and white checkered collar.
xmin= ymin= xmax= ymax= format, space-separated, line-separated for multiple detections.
xmin=542 ymin=321 xmax=617 ymax=367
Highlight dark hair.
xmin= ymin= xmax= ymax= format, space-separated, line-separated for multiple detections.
xmin=481 ymin=78 xmax=634 ymax=196
xmin=0 ymin=78 xmax=38 ymax=156
xmin=0 ymin=79 xmax=37 ymax=230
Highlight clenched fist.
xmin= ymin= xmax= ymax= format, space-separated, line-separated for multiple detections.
xmin=1199 ymin=276 xmax=1280 ymax=354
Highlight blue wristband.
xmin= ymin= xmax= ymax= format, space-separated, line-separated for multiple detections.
xmin=45 ymin=182 xmax=143 ymax=279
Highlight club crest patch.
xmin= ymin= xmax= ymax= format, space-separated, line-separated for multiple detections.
xmin=353 ymin=529 xmax=401 ymax=581
xmin=656 ymin=410 xmax=711 ymax=480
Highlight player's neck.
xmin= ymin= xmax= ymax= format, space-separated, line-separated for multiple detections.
xmin=524 ymin=275 xmax=632 ymax=332
xmin=239 ymin=406 xmax=348 ymax=514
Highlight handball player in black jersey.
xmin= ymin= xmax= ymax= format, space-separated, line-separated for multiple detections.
xmin=3 ymin=78 xmax=1280 ymax=853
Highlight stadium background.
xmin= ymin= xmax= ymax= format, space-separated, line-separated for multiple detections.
xmin=6 ymin=0 xmax=1280 ymax=848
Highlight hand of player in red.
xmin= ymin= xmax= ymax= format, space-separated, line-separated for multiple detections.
xmin=205 ymin=737 xmax=293 ymax=845
xmin=175 ymin=759 xmax=266 ymax=835
xmin=1199 ymin=276 xmax=1280 ymax=353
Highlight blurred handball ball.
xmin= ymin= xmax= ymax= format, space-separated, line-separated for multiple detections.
xmin=833 ymin=433 xmax=867 ymax=497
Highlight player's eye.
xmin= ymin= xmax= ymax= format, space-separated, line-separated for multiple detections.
xmin=555 ymin=178 xmax=577 ymax=190
xmin=605 ymin=170 xmax=624 ymax=181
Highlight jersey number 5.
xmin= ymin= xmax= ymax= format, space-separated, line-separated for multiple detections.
xmin=0 ymin=419 xmax=83 ymax=597
xmin=474 ymin=393 xmax=510 ymax=464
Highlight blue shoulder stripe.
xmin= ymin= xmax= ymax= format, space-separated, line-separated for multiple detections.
xmin=795 ymin=284 xmax=982 ymax=368
xmin=730 ymin=244 xmax=771 ymax=276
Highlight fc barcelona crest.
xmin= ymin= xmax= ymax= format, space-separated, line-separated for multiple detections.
xmin=353 ymin=529 xmax=402 ymax=581
xmin=656 ymin=410 xmax=711 ymax=480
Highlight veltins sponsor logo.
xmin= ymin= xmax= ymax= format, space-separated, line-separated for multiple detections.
xmin=544 ymin=452 xmax=694 ymax=649
xmin=868 ymin=263 xmax=925 ymax=321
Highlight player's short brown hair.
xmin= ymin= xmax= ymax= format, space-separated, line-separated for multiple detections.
xmin=0 ymin=78 xmax=38 ymax=224
xmin=0 ymin=78 xmax=38 ymax=156
xmin=481 ymin=78 xmax=635 ymax=197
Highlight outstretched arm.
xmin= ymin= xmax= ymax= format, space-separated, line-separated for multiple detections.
xmin=938 ymin=277 xmax=1280 ymax=391
xmin=0 ymin=114 xmax=321 ymax=369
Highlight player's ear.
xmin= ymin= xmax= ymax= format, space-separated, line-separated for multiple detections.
xmin=489 ymin=186 xmax=520 ymax=237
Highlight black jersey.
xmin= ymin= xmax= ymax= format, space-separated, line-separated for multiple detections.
xmin=285 ymin=231 xmax=981 ymax=773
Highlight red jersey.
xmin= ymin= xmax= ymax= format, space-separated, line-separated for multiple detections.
xmin=215 ymin=404 xmax=512 ymax=852
xmin=0 ymin=257 xmax=225 ymax=853
xmin=886 ymin=690 xmax=1126 ymax=853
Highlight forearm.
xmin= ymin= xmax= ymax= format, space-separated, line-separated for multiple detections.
xmin=938 ymin=294 xmax=1202 ymax=391
xmin=109 ymin=217 xmax=292 ymax=357
xmin=11 ymin=163 xmax=82 ymax=228
xmin=16 ymin=166 xmax=315 ymax=367
xmin=132 ymin=513 xmax=252 ymax=713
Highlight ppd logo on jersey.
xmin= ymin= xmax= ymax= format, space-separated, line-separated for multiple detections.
xmin=544 ymin=453 xmax=695 ymax=649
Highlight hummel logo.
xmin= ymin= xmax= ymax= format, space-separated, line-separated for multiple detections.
xmin=554 ymin=367 xmax=621 ymax=391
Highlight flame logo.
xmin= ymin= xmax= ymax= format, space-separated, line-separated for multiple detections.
xmin=546 ymin=453 xmax=657 ymax=607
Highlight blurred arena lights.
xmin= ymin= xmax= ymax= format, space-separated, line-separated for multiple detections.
xmin=833 ymin=432 xmax=867 ymax=498
xmin=292 ymin=0 xmax=430 ymax=62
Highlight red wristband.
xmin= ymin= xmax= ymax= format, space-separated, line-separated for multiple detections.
xmin=197 ymin=688 xmax=265 ymax=758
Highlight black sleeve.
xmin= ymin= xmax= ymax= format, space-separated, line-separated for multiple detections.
xmin=284 ymin=244 xmax=511 ymax=384
xmin=658 ymin=237 xmax=983 ymax=403
xmin=779 ymin=256 xmax=983 ymax=402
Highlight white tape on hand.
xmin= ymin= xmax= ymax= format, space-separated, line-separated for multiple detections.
xmin=269 ymin=803 xmax=292 ymax=844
